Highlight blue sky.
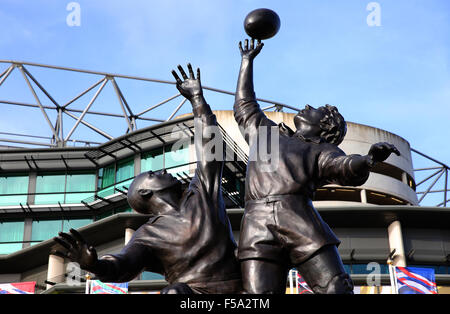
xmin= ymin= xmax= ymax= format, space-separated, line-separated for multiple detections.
xmin=0 ymin=0 xmax=449 ymax=204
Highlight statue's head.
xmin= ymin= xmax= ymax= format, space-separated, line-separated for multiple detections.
xmin=127 ymin=169 xmax=182 ymax=215
xmin=293 ymin=104 xmax=347 ymax=145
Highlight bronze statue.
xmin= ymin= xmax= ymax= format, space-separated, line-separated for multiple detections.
xmin=53 ymin=64 xmax=242 ymax=294
xmin=234 ymin=38 xmax=400 ymax=294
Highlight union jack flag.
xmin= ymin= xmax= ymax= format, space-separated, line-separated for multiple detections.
xmin=395 ymin=266 xmax=438 ymax=294
xmin=0 ymin=281 xmax=36 ymax=294
xmin=297 ymin=273 xmax=313 ymax=294
xmin=88 ymin=280 xmax=128 ymax=294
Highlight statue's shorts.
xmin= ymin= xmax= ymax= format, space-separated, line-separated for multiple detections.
xmin=237 ymin=194 xmax=341 ymax=265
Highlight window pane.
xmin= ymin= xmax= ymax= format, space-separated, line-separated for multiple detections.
xmin=36 ymin=174 xmax=65 ymax=193
xmin=35 ymin=194 xmax=65 ymax=205
xmin=116 ymin=178 xmax=133 ymax=191
xmin=97 ymin=186 xmax=115 ymax=198
xmin=165 ymin=144 xmax=189 ymax=175
xmin=0 ymin=221 xmax=24 ymax=254
xmin=65 ymin=173 xmax=96 ymax=203
xmin=116 ymin=158 xmax=134 ymax=183
xmin=141 ymin=147 xmax=164 ymax=172
xmin=141 ymin=271 xmax=164 ymax=280
xmin=98 ymin=164 xmax=115 ymax=189
xmin=66 ymin=173 xmax=95 ymax=192
xmin=35 ymin=174 xmax=65 ymax=205
xmin=0 ymin=175 xmax=29 ymax=206
xmin=31 ymin=220 xmax=63 ymax=245
xmin=65 ymin=192 xmax=95 ymax=204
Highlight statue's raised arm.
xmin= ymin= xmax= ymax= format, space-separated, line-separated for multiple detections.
xmin=234 ymin=39 xmax=275 ymax=143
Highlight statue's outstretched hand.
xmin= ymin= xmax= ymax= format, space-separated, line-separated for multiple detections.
xmin=172 ymin=63 xmax=202 ymax=101
xmin=52 ymin=228 xmax=98 ymax=271
xmin=239 ymin=38 xmax=264 ymax=60
xmin=368 ymin=142 xmax=401 ymax=164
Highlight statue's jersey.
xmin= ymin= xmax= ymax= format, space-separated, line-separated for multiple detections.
xmin=234 ymin=98 xmax=371 ymax=264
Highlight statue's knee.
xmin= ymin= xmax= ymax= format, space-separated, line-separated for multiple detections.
xmin=160 ymin=283 xmax=194 ymax=294
xmin=312 ymin=273 xmax=354 ymax=294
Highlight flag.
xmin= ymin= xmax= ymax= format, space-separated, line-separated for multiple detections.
xmin=395 ymin=266 xmax=438 ymax=294
xmin=88 ymin=280 xmax=128 ymax=294
xmin=297 ymin=273 xmax=313 ymax=294
xmin=0 ymin=281 xmax=36 ymax=294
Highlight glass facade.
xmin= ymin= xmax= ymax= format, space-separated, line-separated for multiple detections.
xmin=115 ymin=158 xmax=134 ymax=191
xmin=35 ymin=172 xmax=95 ymax=205
xmin=141 ymin=271 xmax=164 ymax=281
xmin=141 ymin=147 xmax=164 ymax=172
xmin=31 ymin=218 xmax=92 ymax=245
xmin=0 ymin=175 xmax=29 ymax=206
xmin=94 ymin=206 xmax=132 ymax=221
xmin=65 ymin=173 xmax=96 ymax=203
xmin=35 ymin=174 xmax=66 ymax=204
xmin=0 ymin=221 xmax=24 ymax=254
xmin=343 ymin=263 xmax=389 ymax=275
xmin=97 ymin=157 xmax=135 ymax=198
xmin=141 ymin=144 xmax=190 ymax=175
xmin=165 ymin=143 xmax=190 ymax=175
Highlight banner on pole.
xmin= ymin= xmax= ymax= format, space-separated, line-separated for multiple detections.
xmin=0 ymin=281 xmax=36 ymax=294
xmin=87 ymin=280 xmax=128 ymax=294
xmin=394 ymin=266 xmax=438 ymax=294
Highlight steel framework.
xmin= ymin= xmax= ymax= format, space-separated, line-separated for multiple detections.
xmin=0 ymin=60 xmax=295 ymax=148
xmin=412 ymin=148 xmax=449 ymax=207
xmin=0 ymin=60 xmax=449 ymax=207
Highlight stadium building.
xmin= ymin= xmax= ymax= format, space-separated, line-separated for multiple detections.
xmin=0 ymin=61 xmax=449 ymax=294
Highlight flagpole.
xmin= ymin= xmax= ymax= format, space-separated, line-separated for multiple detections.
xmin=388 ymin=262 xmax=398 ymax=294
xmin=288 ymin=269 xmax=294 ymax=294
xmin=85 ymin=274 xmax=91 ymax=294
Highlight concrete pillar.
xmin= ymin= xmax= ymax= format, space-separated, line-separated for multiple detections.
xmin=360 ymin=189 xmax=368 ymax=204
xmin=27 ymin=171 xmax=37 ymax=205
xmin=22 ymin=218 xmax=33 ymax=249
xmin=387 ymin=221 xmax=406 ymax=267
xmin=125 ymin=228 xmax=135 ymax=245
xmin=46 ymin=254 xmax=65 ymax=290
xmin=134 ymin=154 xmax=141 ymax=176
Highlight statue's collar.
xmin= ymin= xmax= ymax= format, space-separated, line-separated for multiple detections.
xmin=278 ymin=122 xmax=322 ymax=144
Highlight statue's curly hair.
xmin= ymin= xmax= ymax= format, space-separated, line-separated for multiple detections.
xmin=318 ymin=105 xmax=347 ymax=145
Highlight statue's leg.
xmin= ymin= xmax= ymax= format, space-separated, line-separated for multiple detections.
xmin=160 ymin=282 xmax=195 ymax=294
xmin=241 ymin=259 xmax=288 ymax=294
xmin=295 ymin=245 xmax=354 ymax=294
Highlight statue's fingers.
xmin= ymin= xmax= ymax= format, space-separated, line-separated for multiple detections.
xmin=244 ymin=39 xmax=249 ymax=51
xmin=171 ymin=70 xmax=182 ymax=85
xmin=250 ymin=38 xmax=254 ymax=50
xmin=69 ymin=228 xmax=87 ymax=244
xmin=53 ymin=236 xmax=72 ymax=250
xmin=59 ymin=232 xmax=78 ymax=248
xmin=177 ymin=65 xmax=188 ymax=80
xmin=239 ymin=41 xmax=244 ymax=54
xmin=187 ymin=63 xmax=195 ymax=79
xmin=197 ymin=68 xmax=201 ymax=82
xmin=256 ymin=41 xmax=264 ymax=53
